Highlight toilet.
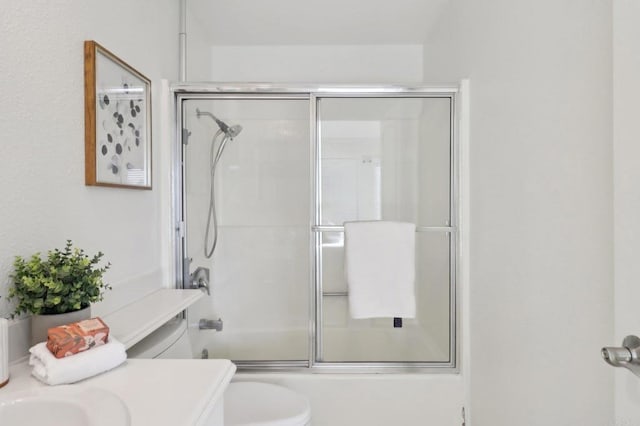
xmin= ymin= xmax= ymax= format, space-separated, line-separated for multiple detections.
xmin=128 ymin=318 xmax=312 ymax=426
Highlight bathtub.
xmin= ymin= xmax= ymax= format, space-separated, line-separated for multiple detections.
xmin=134 ymin=319 xmax=463 ymax=425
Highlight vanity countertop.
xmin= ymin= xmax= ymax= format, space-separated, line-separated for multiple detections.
xmin=3 ymin=358 xmax=236 ymax=426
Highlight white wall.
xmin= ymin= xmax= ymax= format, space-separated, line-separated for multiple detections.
xmin=0 ymin=1 xmax=178 ymax=357
xmin=185 ymin=6 xmax=212 ymax=81
xmin=613 ymin=0 xmax=640 ymax=423
xmin=424 ymin=1 xmax=614 ymax=424
xmin=207 ymin=45 xmax=423 ymax=83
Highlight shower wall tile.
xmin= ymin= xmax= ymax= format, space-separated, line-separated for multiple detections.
xmin=184 ymin=100 xmax=310 ymax=227
xmin=216 ymin=120 xmax=309 ymax=227
xmin=208 ymin=226 xmax=310 ymax=332
xmin=186 ymin=195 xmax=210 ymax=265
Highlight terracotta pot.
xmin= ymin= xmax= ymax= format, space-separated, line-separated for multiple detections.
xmin=31 ymin=306 xmax=91 ymax=346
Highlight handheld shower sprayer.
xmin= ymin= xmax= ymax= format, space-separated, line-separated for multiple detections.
xmin=195 ymin=107 xmax=244 ymax=259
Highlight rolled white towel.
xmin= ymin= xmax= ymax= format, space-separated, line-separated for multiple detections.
xmin=29 ymin=337 xmax=127 ymax=385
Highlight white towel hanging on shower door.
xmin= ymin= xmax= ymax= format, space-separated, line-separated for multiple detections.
xmin=343 ymin=220 xmax=416 ymax=319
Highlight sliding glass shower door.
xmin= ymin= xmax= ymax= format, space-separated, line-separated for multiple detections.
xmin=176 ymin=86 xmax=457 ymax=371
xmin=315 ymin=97 xmax=454 ymax=365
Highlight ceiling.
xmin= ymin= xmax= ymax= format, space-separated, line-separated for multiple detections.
xmin=187 ymin=0 xmax=449 ymax=46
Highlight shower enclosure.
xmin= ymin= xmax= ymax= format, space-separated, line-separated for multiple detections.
xmin=173 ymin=84 xmax=458 ymax=372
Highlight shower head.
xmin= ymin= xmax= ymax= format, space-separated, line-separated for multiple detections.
xmin=196 ymin=108 xmax=243 ymax=138
xmin=226 ymin=124 xmax=243 ymax=139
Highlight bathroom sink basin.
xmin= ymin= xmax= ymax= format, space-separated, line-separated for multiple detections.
xmin=0 ymin=386 xmax=130 ymax=426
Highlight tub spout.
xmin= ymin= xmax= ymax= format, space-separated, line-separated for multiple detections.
xmin=602 ymin=346 xmax=632 ymax=366
xmin=199 ymin=318 xmax=223 ymax=332
xmin=602 ymin=335 xmax=640 ymax=377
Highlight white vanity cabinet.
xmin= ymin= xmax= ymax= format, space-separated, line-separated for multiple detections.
xmin=5 ymin=358 xmax=236 ymax=426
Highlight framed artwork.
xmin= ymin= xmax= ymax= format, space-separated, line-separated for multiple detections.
xmin=84 ymin=40 xmax=152 ymax=189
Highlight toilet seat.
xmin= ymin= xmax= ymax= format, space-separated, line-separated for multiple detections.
xmin=224 ymin=381 xmax=311 ymax=426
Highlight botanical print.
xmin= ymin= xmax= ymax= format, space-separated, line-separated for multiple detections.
xmin=95 ymin=50 xmax=149 ymax=186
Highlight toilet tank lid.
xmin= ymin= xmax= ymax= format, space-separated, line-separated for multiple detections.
xmin=225 ymin=382 xmax=311 ymax=426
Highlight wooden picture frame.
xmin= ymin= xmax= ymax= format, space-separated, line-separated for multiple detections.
xmin=84 ymin=40 xmax=152 ymax=189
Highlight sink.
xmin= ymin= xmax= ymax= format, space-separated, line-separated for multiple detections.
xmin=0 ymin=386 xmax=130 ymax=425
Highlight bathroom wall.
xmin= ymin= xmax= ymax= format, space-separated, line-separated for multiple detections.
xmin=205 ymin=45 xmax=424 ymax=83
xmin=613 ymin=0 xmax=640 ymax=423
xmin=0 ymin=1 xmax=178 ymax=355
xmin=184 ymin=6 xmax=212 ymax=82
xmin=424 ymin=0 xmax=614 ymax=424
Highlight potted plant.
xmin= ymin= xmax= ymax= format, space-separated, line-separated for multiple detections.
xmin=9 ymin=240 xmax=111 ymax=344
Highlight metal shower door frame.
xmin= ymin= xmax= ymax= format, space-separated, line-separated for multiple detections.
xmin=171 ymin=83 xmax=459 ymax=373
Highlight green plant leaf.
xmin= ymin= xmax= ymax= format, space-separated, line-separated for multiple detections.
xmin=8 ymin=240 xmax=111 ymax=316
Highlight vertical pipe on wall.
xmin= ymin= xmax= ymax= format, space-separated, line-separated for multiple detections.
xmin=179 ymin=0 xmax=187 ymax=81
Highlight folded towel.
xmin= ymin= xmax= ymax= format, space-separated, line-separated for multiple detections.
xmin=29 ymin=337 xmax=127 ymax=385
xmin=344 ymin=221 xmax=416 ymax=319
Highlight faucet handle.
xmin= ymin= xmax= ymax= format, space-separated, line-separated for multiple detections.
xmin=190 ymin=267 xmax=211 ymax=295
